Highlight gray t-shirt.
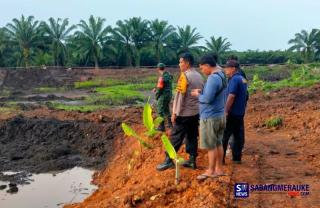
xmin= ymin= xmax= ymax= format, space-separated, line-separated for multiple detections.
xmin=173 ymin=68 xmax=204 ymax=117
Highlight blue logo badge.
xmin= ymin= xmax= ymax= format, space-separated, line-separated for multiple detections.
xmin=234 ymin=183 xmax=249 ymax=198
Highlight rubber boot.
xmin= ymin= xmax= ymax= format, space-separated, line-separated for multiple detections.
xmin=156 ymin=154 xmax=174 ymax=171
xmin=182 ymin=155 xmax=197 ymax=169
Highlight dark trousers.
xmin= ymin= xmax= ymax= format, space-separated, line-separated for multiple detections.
xmin=169 ymin=114 xmax=199 ymax=157
xmin=223 ymin=114 xmax=245 ymax=162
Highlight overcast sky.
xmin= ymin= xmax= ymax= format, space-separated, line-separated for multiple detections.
xmin=1 ymin=0 xmax=320 ymax=51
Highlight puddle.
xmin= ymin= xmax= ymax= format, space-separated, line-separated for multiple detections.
xmin=0 ymin=167 xmax=97 ymax=208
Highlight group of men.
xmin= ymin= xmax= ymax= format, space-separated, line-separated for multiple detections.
xmin=153 ymin=52 xmax=248 ymax=180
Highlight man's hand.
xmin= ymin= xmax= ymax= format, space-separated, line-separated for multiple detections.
xmin=225 ymin=94 xmax=236 ymax=117
xmin=191 ymin=89 xmax=201 ymax=97
xmin=152 ymin=88 xmax=156 ymax=93
xmin=171 ymin=114 xmax=177 ymax=123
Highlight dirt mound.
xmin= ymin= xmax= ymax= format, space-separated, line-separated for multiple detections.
xmin=0 ymin=115 xmax=121 ymax=174
xmin=0 ymin=68 xmax=91 ymax=90
xmin=65 ymin=128 xmax=232 ymax=208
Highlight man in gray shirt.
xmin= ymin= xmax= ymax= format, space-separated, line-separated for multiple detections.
xmin=157 ymin=53 xmax=204 ymax=171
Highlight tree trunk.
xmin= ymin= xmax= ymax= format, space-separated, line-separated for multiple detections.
xmin=94 ymin=55 xmax=99 ymax=69
xmin=135 ymin=49 xmax=141 ymax=67
xmin=156 ymin=44 xmax=160 ymax=63
xmin=23 ymin=48 xmax=30 ymax=68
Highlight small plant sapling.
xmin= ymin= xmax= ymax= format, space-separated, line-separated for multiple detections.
xmin=121 ymin=123 xmax=153 ymax=150
xmin=161 ymin=134 xmax=185 ymax=185
xmin=143 ymin=100 xmax=164 ymax=137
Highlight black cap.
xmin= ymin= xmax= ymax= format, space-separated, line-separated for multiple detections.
xmin=225 ymin=60 xmax=238 ymax=68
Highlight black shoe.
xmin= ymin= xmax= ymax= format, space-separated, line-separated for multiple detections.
xmin=182 ymin=155 xmax=197 ymax=169
xmin=232 ymin=160 xmax=242 ymax=164
xmin=156 ymin=158 xmax=174 ymax=171
xmin=156 ymin=122 xmax=165 ymax=132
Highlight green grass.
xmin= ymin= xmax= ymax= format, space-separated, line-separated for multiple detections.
xmin=248 ymin=66 xmax=320 ymax=94
xmin=48 ymin=102 xmax=109 ymax=112
xmin=74 ymin=75 xmax=158 ymax=89
xmin=50 ymin=83 xmax=150 ymax=112
xmin=88 ymin=85 xmax=146 ymax=105
xmin=0 ymin=104 xmax=20 ymax=114
xmin=74 ymin=78 xmax=127 ymax=89
xmin=244 ymin=64 xmax=301 ymax=82
xmin=34 ymin=87 xmax=67 ymax=93
xmin=265 ymin=117 xmax=283 ymax=128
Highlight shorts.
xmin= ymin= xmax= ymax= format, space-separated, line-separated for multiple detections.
xmin=200 ymin=116 xmax=226 ymax=149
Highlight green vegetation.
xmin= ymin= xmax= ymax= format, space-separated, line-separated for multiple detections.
xmin=143 ymin=101 xmax=164 ymax=137
xmin=74 ymin=78 xmax=127 ymax=89
xmin=122 ymin=123 xmax=153 ymax=149
xmin=0 ymin=102 xmax=22 ymax=114
xmin=206 ymin=36 xmax=232 ymax=64
xmin=248 ymin=66 xmax=320 ymax=94
xmin=2 ymin=15 xmax=317 ymax=68
xmin=121 ymin=101 xmax=164 ymax=150
xmin=161 ymin=134 xmax=184 ymax=185
xmin=265 ymin=117 xmax=283 ymax=128
xmin=244 ymin=64 xmax=299 ymax=81
xmin=0 ymin=106 xmax=20 ymax=114
xmin=48 ymin=102 xmax=109 ymax=112
xmin=122 ymin=101 xmax=183 ymax=184
xmin=34 ymin=87 xmax=67 ymax=93
xmin=48 ymin=75 xmax=158 ymax=112
xmin=87 ymin=86 xmax=146 ymax=105
xmin=288 ymin=29 xmax=319 ymax=63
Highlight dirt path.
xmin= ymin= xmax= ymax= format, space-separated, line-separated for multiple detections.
xmin=229 ymin=130 xmax=320 ymax=208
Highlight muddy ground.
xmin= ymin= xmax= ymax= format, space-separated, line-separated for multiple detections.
xmin=0 ymin=107 xmax=141 ymax=185
xmin=0 ymin=67 xmax=318 ymax=207
xmin=64 ymin=85 xmax=320 ymax=208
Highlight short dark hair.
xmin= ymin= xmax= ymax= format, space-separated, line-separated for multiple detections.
xmin=225 ymin=59 xmax=239 ymax=69
xmin=157 ymin=63 xmax=165 ymax=70
xmin=199 ymin=54 xmax=217 ymax=67
xmin=211 ymin=54 xmax=218 ymax=63
xmin=180 ymin=52 xmax=194 ymax=66
xmin=227 ymin=55 xmax=240 ymax=68
xmin=228 ymin=55 xmax=239 ymax=61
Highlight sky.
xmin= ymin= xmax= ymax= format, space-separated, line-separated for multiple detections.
xmin=1 ymin=0 xmax=320 ymax=51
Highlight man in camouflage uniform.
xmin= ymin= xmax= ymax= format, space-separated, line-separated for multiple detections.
xmin=154 ymin=63 xmax=173 ymax=132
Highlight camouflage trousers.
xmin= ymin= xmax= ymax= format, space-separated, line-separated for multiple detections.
xmin=156 ymin=95 xmax=172 ymax=118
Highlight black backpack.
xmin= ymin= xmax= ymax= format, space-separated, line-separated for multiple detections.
xmin=213 ymin=71 xmax=227 ymax=99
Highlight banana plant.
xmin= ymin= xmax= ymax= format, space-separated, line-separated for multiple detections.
xmin=143 ymin=100 xmax=164 ymax=137
xmin=161 ymin=134 xmax=184 ymax=185
xmin=121 ymin=123 xmax=153 ymax=149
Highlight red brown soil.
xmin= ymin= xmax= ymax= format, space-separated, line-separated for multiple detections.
xmin=0 ymin=68 xmax=179 ymax=92
xmin=62 ymin=85 xmax=320 ymax=208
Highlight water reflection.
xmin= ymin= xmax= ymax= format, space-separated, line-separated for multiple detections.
xmin=0 ymin=167 xmax=97 ymax=208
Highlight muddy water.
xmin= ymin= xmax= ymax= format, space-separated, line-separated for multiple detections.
xmin=0 ymin=167 xmax=97 ymax=208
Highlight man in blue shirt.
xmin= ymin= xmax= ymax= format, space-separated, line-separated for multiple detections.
xmin=191 ymin=54 xmax=227 ymax=179
xmin=223 ymin=60 xmax=248 ymax=164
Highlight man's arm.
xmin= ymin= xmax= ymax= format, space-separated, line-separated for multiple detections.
xmin=225 ymin=94 xmax=235 ymax=116
xmin=199 ymin=76 xmax=218 ymax=104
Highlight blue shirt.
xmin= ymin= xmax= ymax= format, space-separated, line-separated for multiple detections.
xmin=199 ymin=71 xmax=226 ymax=119
xmin=227 ymin=72 xmax=248 ymax=116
